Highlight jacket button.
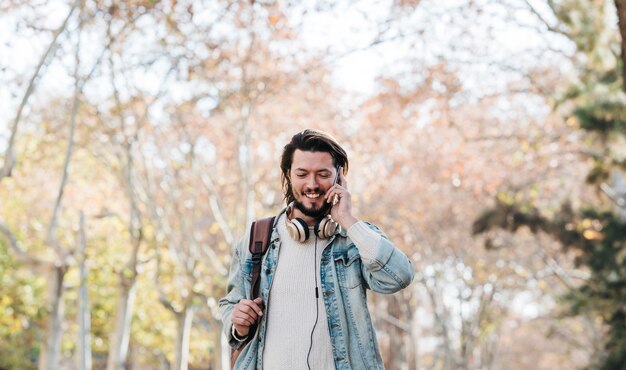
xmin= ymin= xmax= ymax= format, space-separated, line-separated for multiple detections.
xmin=265 ymin=268 xmax=271 ymax=275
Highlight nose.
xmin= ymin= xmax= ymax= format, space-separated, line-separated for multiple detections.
xmin=305 ymin=174 xmax=319 ymax=189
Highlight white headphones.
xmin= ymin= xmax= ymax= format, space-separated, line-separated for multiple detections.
xmin=285 ymin=202 xmax=339 ymax=242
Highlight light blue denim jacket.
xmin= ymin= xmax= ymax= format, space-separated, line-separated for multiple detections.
xmin=219 ymin=210 xmax=415 ymax=369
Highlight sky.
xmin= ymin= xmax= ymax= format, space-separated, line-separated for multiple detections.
xmin=0 ymin=0 xmax=575 ymax=153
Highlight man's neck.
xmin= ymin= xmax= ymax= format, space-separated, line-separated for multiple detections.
xmin=292 ymin=209 xmax=318 ymax=226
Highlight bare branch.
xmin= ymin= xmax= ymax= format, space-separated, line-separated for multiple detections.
xmin=0 ymin=219 xmax=49 ymax=268
xmin=46 ymin=4 xmax=83 ymax=257
xmin=523 ymin=0 xmax=569 ymax=37
xmin=158 ymin=288 xmax=179 ymax=315
xmin=201 ymin=174 xmax=235 ymax=246
xmin=107 ymin=29 xmax=144 ymax=276
xmin=600 ymin=182 xmax=626 ymax=208
xmin=1 ymin=0 xmax=80 ymax=181
xmin=377 ymin=311 xmax=412 ymax=333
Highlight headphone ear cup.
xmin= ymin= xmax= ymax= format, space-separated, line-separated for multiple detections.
xmin=287 ymin=217 xmax=310 ymax=242
xmin=315 ymin=215 xmax=338 ymax=239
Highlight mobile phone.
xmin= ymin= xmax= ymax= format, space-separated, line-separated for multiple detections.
xmin=332 ymin=166 xmax=340 ymax=205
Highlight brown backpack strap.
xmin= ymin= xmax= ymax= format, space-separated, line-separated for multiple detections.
xmin=244 ymin=217 xmax=275 ymax=342
xmin=231 ymin=216 xmax=275 ymax=369
xmin=248 ymin=216 xmax=275 ymax=299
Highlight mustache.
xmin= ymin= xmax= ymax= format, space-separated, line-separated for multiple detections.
xmin=301 ymin=188 xmax=326 ymax=194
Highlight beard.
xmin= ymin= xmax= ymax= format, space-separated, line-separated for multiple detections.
xmin=294 ymin=197 xmax=332 ymax=219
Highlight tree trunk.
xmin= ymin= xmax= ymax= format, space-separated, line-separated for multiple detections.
xmin=106 ymin=276 xmax=137 ymax=370
xmin=408 ymin=311 xmax=419 ymax=370
xmin=38 ymin=266 xmax=67 ymax=370
xmin=610 ymin=171 xmax=626 ymax=220
xmin=400 ymin=291 xmax=418 ymax=370
xmin=77 ymin=212 xmax=92 ymax=370
xmin=174 ymin=306 xmax=195 ymax=370
xmin=213 ymin=322 xmax=223 ymax=370
xmin=237 ymin=108 xmax=255 ymax=226
xmin=221 ymin=325 xmax=229 ymax=370
xmin=106 ymin=71 xmax=143 ymax=369
xmin=387 ymin=296 xmax=403 ymax=370
xmin=615 ymin=0 xmax=626 ymax=93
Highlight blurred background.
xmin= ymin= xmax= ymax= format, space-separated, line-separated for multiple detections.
xmin=1 ymin=0 xmax=625 ymax=369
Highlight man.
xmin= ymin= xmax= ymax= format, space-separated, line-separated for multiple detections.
xmin=219 ymin=129 xmax=414 ymax=369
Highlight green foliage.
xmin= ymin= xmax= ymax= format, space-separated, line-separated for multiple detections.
xmin=0 ymin=340 xmax=36 ymax=370
xmin=601 ymin=311 xmax=626 ymax=370
xmin=474 ymin=198 xmax=626 ymax=369
xmin=575 ymin=99 xmax=626 ymax=134
xmin=0 ymin=240 xmax=45 ymax=370
xmin=586 ymin=161 xmax=611 ymax=184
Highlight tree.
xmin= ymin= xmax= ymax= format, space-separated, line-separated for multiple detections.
xmin=474 ymin=1 xmax=626 ymax=368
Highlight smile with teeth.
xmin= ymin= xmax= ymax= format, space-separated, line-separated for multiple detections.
xmin=304 ymin=193 xmax=321 ymax=199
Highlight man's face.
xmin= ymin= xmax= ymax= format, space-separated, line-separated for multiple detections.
xmin=289 ymin=149 xmax=337 ymax=220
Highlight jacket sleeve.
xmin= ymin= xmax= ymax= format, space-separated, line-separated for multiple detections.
xmin=218 ymin=236 xmax=248 ymax=349
xmin=358 ymin=223 xmax=415 ymax=294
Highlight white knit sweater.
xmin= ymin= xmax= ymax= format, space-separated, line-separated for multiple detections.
xmin=262 ymin=213 xmax=381 ymax=370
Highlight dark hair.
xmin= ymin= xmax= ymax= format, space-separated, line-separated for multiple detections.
xmin=280 ymin=129 xmax=349 ymax=205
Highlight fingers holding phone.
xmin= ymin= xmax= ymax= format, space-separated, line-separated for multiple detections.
xmin=326 ymin=166 xmax=357 ymax=229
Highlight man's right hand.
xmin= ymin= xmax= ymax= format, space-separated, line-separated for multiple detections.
xmin=231 ymin=297 xmax=263 ymax=337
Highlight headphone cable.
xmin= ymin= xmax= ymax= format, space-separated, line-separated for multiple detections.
xmin=307 ymin=235 xmax=320 ymax=370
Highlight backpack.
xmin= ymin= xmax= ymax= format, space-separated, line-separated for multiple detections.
xmin=230 ymin=216 xmax=275 ymax=369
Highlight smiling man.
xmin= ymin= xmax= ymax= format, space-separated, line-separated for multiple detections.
xmin=219 ymin=129 xmax=415 ymax=369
